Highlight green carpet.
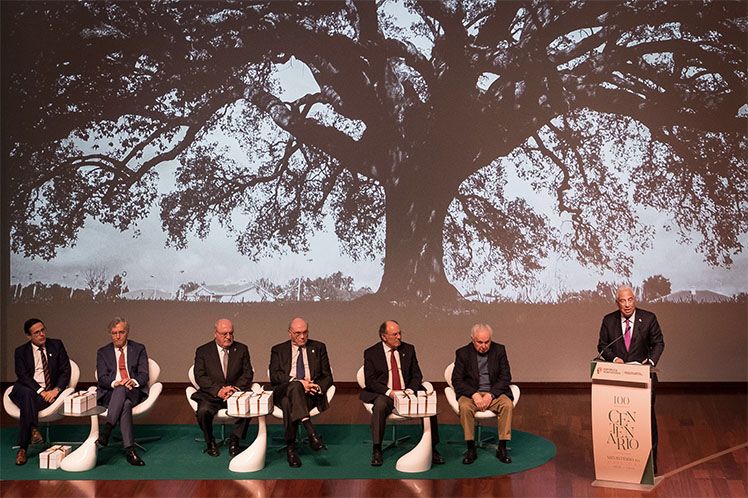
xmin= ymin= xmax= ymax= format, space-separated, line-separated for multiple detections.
xmin=1 ymin=424 xmax=555 ymax=480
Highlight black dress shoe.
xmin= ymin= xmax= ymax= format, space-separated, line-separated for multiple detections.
xmin=229 ymin=437 xmax=241 ymax=457
xmin=286 ymin=445 xmax=302 ymax=468
xmin=496 ymin=443 xmax=511 ymax=464
xmin=462 ymin=447 xmax=478 ymax=464
xmin=30 ymin=427 xmax=44 ymax=445
xmin=97 ymin=423 xmax=113 ymax=447
xmin=309 ymin=432 xmax=327 ymax=451
xmin=125 ymin=447 xmax=146 ymax=466
xmin=432 ymin=448 xmax=445 ymax=464
xmin=204 ymin=439 xmax=220 ymax=457
xmin=371 ymin=448 xmax=383 ymax=467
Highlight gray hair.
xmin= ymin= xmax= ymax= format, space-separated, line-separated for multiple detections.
xmin=470 ymin=323 xmax=493 ymax=339
xmin=616 ymin=285 xmax=635 ymax=299
xmin=107 ymin=316 xmax=129 ymax=333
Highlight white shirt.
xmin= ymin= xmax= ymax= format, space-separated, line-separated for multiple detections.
xmin=382 ymin=342 xmax=405 ymax=396
xmin=290 ymin=345 xmax=309 ymax=380
xmin=33 ymin=345 xmax=48 ymax=393
xmin=112 ymin=341 xmax=139 ymax=387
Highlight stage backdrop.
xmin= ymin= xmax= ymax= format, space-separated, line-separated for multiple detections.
xmin=2 ymin=1 xmax=746 ymax=383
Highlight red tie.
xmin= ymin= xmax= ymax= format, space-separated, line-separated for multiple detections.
xmin=118 ymin=347 xmax=130 ymax=380
xmin=390 ymin=349 xmax=402 ymax=391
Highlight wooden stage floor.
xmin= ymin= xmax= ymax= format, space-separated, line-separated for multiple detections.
xmin=1 ymin=385 xmax=746 ymax=497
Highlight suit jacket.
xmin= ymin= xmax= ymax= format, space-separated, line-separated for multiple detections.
xmin=13 ymin=338 xmax=71 ymax=393
xmin=359 ymin=341 xmax=424 ymax=403
xmin=452 ymin=342 xmax=513 ymax=401
xmin=598 ymin=308 xmax=665 ymax=365
xmin=96 ymin=340 xmax=149 ymax=404
xmin=269 ymin=339 xmax=333 ymax=411
xmin=191 ymin=340 xmax=253 ymax=403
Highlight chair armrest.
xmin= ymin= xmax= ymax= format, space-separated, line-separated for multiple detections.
xmin=132 ymin=382 xmax=163 ymax=417
xmin=444 ymin=386 xmax=459 ymax=415
xmin=39 ymin=387 xmax=76 ymax=419
xmin=422 ymin=381 xmax=434 ymax=394
xmin=3 ymin=386 xmax=20 ymax=419
xmin=185 ymin=386 xmax=198 ymax=412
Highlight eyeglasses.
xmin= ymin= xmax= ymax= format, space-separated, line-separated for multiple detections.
xmin=290 ymin=330 xmax=309 ymax=336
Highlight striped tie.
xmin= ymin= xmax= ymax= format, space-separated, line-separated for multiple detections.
xmin=39 ymin=347 xmax=52 ymax=389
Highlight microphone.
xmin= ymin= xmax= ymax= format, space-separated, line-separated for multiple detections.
xmin=593 ymin=333 xmax=625 ymax=362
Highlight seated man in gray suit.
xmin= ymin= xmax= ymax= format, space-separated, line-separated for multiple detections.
xmin=96 ymin=317 xmax=149 ymax=466
xmin=191 ymin=318 xmax=254 ymax=457
xmin=269 ymin=317 xmax=332 ymax=468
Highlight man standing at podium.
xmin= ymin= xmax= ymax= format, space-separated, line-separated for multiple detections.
xmin=597 ymin=285 xmax=665 ymax=473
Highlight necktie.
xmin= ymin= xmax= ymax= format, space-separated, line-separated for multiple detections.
xmin=39 ymin=347 xmax=51 ymax=390
xmin=624 ymin=319 xmax=632 ymax=351
xmin=221 ymin=348 xmax=229 ymax=378
xmin=390 ymin=349 xmax=402 ymax=391
xmin=118 ymin=347 xmax=130 ymax=380
xmin=296 ymin=347 xmax=305 ymax=379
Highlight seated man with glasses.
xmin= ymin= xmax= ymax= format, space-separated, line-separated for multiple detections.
xmin=269 ymin=317 xmax=333 ymax=468
xmin=191 ymin=318 xmax=254 ymax=457
xmin=10 ymin=318 xmax=71 ymax=465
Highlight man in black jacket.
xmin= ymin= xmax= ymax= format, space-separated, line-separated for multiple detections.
xmin=452 ymin=323 xmax=513 ymax=464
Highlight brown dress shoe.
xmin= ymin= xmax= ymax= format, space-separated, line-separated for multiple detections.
xmin=31 ymin=427 xmax=44 ymax=445
xmin=16 ymin=448 xmax=27 ymax=465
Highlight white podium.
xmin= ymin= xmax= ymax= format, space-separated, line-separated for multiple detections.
xmin=590 ymin=361 xmax=662 ymax=491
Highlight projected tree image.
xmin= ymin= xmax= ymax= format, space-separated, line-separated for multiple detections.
xmin=4 ymin=1 xmax=746 ymax=303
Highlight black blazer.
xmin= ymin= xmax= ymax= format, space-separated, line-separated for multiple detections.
xmin=13 ymin=338 xmax=71 ymax=393
xmin=269 ymin=339 xmax=333 ymax=410
xmin=598 ymin=308 xmax=665 ymax=365
xmin=359 ymin=341 xmax=424 ymax=403
xmin=191 ymin=340 xmax=253 ymax=403
xmin=452 ymin=342 xmax=513 ymax=401
xmin=96 ymin=340 xmax=150 ymax=404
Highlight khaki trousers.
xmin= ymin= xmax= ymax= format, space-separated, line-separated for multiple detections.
xmin=458 ymin=394 xmax=512 ymax=441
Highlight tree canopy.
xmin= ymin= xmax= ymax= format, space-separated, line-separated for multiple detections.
xmin=3 ymin=0 xmax=746 ymax=303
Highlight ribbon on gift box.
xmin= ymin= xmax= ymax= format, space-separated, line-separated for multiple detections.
xmin=422 ymin=390 xmax=436 ymax=413
xmin=230 ymin=391 xmax=251 ymax=414
xmin=249 ymin=391 xmax=271 ymax=414
xmin=398 ymin=391 xmax=415 ymax=415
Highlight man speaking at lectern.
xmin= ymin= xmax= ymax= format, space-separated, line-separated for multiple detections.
xmin=597 ymin=285 xmax=665 ymax=473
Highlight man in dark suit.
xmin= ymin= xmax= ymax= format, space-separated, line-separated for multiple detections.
xmin=269 ymin=317 xmax=332 ymax=467
xmin=452 ymin=323 xmax=514 ymax=464
xmin=10 ymin=318 xmax=71 ymax=465
xmin=360 ymin=320 xmax=444 ymax=467
xmin=191 ymin=318 xmax=254 ymax=457
xmin=597 ymin=285 xmax=665 ymax=473
xmin=95 ymin=317 xmax=149 ymax=466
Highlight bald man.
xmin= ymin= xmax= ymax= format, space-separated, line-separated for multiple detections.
xmin=269 ymin=317 xmax=333 ymax=468
xmin=191 ymin=318 xmax=254 ymax=457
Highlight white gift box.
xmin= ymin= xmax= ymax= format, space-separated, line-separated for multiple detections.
xmin=393 ymin=390 xmax=417 ymax=416
xmin=39 ymin=445 xmax=72 ymax=469
xmin=248 ymin=391 xmax=273 ymax=415
xmin=64 ymin=391 xmax=96 ymax=414
xmin=417 ymin=390 xmax=437 ymax=415
xmin=227 ymin=391 xmax=253 ymax=416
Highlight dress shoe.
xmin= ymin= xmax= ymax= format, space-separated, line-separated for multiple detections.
xmin=229 ymin=437 xmax=241 ymax=457
xmin=125 ymin=447 xmax=145 ymax=466
xmin=204 ymin=439 xmax=220 ymax=457
xmin=496 ymin=442 xmax=511 ymax=464
xmin=30 ymin=427 xmax=44 ymax=445
xmin=97 ymin=422 xmax=113 ymax=447
xmin=308 ymin=432 xmax=327 ymax=451
xmin=432 ymin=448 xmax=445 ymax=464
xmin=462 ymin=447 xmax=478 ymax=464
xmin=371 ymin=448 xmax=383 ymax=467
xmin=286 ymin=445 xmax=302 ymax=468
xmin=15 ymin=448 xmax=27 ymax=466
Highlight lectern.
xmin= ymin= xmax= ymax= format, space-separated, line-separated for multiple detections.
xmin=590 ymin=361 xmax=663 ymax=491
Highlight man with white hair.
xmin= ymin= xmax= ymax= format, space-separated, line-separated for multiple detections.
xmin=451 ymin=323 xmax=514 ymax=465
xmin=598 ymin=285 xmax=664 ymax=473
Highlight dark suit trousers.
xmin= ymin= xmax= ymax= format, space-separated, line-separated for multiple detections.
xmin=370 ymin=394 xmax=439 ymax=446
xmin=9 ymin=384 xmax=51 ymax=449
xmin=102 ymin=385 xmax=144 ymax=448
xmin=195 ymin=398 xmax=249 ymax=444
xmin=274 ymin=381 xmax=320 ymax=441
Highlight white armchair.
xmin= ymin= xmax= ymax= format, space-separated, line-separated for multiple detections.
xmin=3 ymin=359 xmax=80 ymax=447
xmin=356 ymin=365 xmax=434 ymax=450
xmin=443 ymin=362 xmax=520 ymax=449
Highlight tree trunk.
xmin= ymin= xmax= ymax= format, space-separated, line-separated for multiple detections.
xmin=375 ymin=174 xmax=462 ymax=304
